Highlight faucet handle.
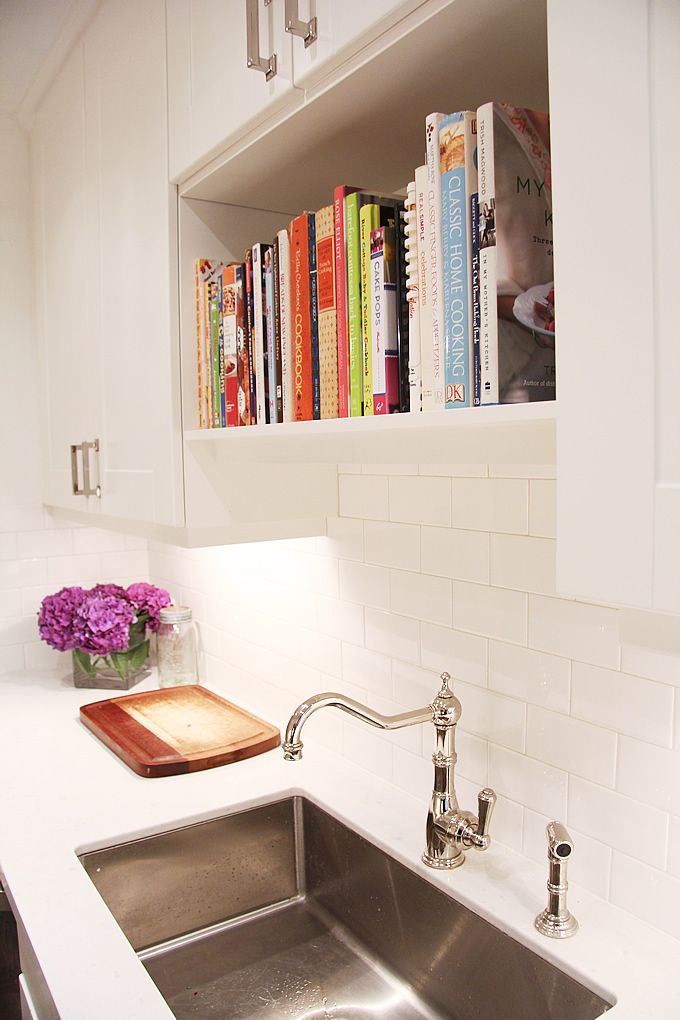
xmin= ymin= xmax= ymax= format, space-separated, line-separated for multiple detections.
xmin=476 ymin=788 xmax=496 ymax=840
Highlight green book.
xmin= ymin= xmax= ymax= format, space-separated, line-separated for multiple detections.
xmin=360 ymin=203 xmax=380 ymax=416
xmin=346 ymin=192 xmax=363 ymax=417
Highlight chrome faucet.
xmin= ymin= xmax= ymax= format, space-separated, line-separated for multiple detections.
xmin=282 ymin=672 xmax=496 ymax=870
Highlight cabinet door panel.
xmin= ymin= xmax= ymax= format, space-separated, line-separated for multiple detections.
xmin=84 ymin=0 xmax=183 ymax=527
xmin=167 ymin=0 xmax=297 ymax=181
xmin=32 ymin=47 xmax=101 ymax=515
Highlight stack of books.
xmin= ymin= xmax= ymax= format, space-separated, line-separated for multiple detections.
xmin=195 ymin=101 xmax=555 ymax=429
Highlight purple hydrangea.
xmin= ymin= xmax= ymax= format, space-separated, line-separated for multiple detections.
xmin=90 ymin=583 xmax=130 ymax=600
xmin=73 ymin=594 xmax=137 ymax=655
xmin=126 ymin=583 xmax=171 ymax=632
xmin=37 ymin=586 xmax=87 ymax=651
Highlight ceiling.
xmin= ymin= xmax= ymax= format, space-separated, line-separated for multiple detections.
xmin=0 ymin=0 xmax=82 ymax=116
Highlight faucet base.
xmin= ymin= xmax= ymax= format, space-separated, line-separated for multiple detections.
xmin=422 ymin=849 xmax=465 ymax=870
xmin=534 ymin=908 xmax=579 ymax=939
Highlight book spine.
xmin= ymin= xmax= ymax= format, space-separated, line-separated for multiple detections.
xmin=244 ymin=250 xmax=257 ymax=424
xmin=315 ymin=204 xmax=339 ymax=420
xmin=372 ymin=226 xmax=399 ymax=415
xmin=346 ymin=193 xmax=363 ymax=416
xmin=208 ymin=276 xmax=221 ymax=428
xmin=333 ymin=187 xmax=350 ymax=417
xmin=440 ymin=111 xmax=475 ymax=408
xmin=470 ymin=193 xmax=481 ymax=406
xmin=477 ymin=101 xmax=498 ymax=405
xmin=415 ymin=165 xmax=431 ymax=417
xmin=264 ymin=246 xmax=276 ymax=423
xmin=291 ymin=214 xmax=313 ymax=421
xmin=309 ymin=215 xmax=320 ymax=420
xmin=277 ymin=228 xmax=293 ymax=422
xmin=425 ymin=111 xmax=446 ymax=411
xmin=403 ymin=182 xmax=421 ymax=413
xmin=360 ymin=204 xmax=379 ymax=416
xmin=272 ymin=238 xmax=283 ymax=424
xmin=371 ymin=227 xmax=386 ymax=415
xmin=252 ymin=244 xmax=268 ymax=423
xmin=221 ymin=265 xmax=239 ymax=427
xmin=195 ymin=260 xmax=205 ymax=428
xmin=235 ymin=263 xmax=251 ymax=425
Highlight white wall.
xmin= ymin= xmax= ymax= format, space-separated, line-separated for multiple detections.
xmin=149 ymin=460 xmax=680 ymax=942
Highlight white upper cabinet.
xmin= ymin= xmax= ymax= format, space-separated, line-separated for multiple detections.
xmin=167 ymin=0 xmax=298 ymax=182
xmin=551 ymin=0 xmax=680 ymax=614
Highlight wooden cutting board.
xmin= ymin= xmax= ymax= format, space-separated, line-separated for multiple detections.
xmin=80 ymin=685 xmax=281 ymax=778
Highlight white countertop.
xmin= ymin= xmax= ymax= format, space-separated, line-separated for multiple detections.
xmin=0 ymin=669 xmax=678 ymax=1020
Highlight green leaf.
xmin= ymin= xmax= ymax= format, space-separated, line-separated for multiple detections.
xmin=73 ymin=648 xmax=97 ymax=676
xmin=128 ymin=639 xmax=149 ymax=669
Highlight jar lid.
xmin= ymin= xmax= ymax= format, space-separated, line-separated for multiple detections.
xmin=159 ymin=605 xmax=192 ymax=623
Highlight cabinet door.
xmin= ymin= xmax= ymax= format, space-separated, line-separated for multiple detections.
xmin=167 ymin=0 xmax=298 ymax=182
xmin=31 ymin=47 xmax=102 ymax=516
xmin=289 ymin=0 xmax=428 ymax=89
xmin=84 ymin=0 xmax=184 ymax=528
xmin=552 ymin=0 xmax=680 ymax=612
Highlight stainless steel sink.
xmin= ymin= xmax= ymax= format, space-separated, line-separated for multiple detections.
xmin=79 ymin=797 xmax=613 ymax=1020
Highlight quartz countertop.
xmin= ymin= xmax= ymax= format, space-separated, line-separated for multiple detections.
xmin=0 ymin=669 xmax=678 ymax=1019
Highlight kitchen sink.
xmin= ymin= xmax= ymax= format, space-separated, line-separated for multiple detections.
xmin=79 ymin=797 xmax=613 ymax=1020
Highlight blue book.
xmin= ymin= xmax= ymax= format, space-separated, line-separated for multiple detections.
xmin=309 ymin=214 xmax=320 ymax=420
xmin=439 ymin=111 xmax=476 ymax=408
xmin=470 ymin=192 xmax=481 ymax=406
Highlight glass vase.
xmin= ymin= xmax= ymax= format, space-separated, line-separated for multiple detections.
xmin=72 ymin=622 xmax=151 ymax=690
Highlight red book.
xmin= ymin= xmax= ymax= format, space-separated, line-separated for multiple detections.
xmin=290 ymin=213 xmax=313 ymax=421
xmin=334 ymin=185 xmax=361 ymax=418
xmin=220 ymin=265 xmax=239 ymax=427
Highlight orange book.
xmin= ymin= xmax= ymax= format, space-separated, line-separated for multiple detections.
xmin=290 ymin=213 xmax=313 ymax=421
xmin=315 ymin=204 xmax=339 ymax=419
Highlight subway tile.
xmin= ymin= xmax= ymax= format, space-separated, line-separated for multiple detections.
xmin=480 ymin=788 xmax=523 ymax=852
xmin=317 ymin=596 xmax=364 ymax=645
xmin=522 ymin=808 xmax=612 ymax=900
xmin=488 ymin=743 xmax=567 ymax=819
xmin=455 ymin=729 xmax=488 ymax=785
xmin=453 ymin=581 xmax=527 ymax=645
xmin=455 ymin=681 xmax=526 ymax=751
xmin=489 ymin=641 xmax=570 ymax=713
xmin=343 ymin=722 xmax=393 ymax=783
xmin=23 ymin=641 xmax=64 ymax=671
xmin=452 ymin=478 xmax=528 ymax=534
xmin=342 ymin=642 xmax=392 ymax=698
xmin=0 ymin=505 xmax=45 ymax=532
xmin=421 ymin=526 xmax=489 ymax=583
xmin=528 ymin=594 xmax=620 ymax=669
xmin=610 ymin=853 xmax=680 ymax=942
xmin=0 ymin=589 xmax=22 ymax=619
xmin=568 ymin=777 xmax=668 ymax=869
xmin=339 ymin=474 xmax=389 ymax=520
xmin=0 ymin=533 xmax=17 ymax=560
xmin=420 ymin=623 xmax=487 ymax=688
xmin=668 ymin=816 xmax=680 ymax=879
xmin=489 ymin=463 xmax=555 ymax=479
xmin=616 ymin=736 xmax=680 ymax=815
xmin=572 ymin=662 xmax=674 ymax=747
xmin=529 ymin=480 xmax=556 ymax=538
xmin=490 ymin=534 xmax=556 ymax=595
xmin=392 ymin=660 xmax=442 ymax=707
xmin=72 ymin=528 xmax=146 ymax=555
xmin=527 ymin=706 xmax=617 ymax=787
xmin=0 ymin=616 xmax=38 ymax=646
xmin=339 ymin=560 xmax=389 ymax=610
xmin=389 ymin=476 xmax=451 ymax=527
xmin=46 ymin=554 xmax=101 ymax=587
xmin=420 ymin=463 xmax=487 ymax=477
xmin=100 ymin=550 xmax=149 ymax=579
xmin=365 ymin=608 xmax=419 ymax=663
xmin=365 ymin=693 xmax=423 ymax=754
xmin=393 ymin=746 xmax=432 ymax=801
xmin=365 ymin=521 xmax=420 ymax=571
xmin=324 ymin=517 xmax=364 ymax=561
xmin=16 ymin=530 xmax=73 ymax=559
xmin=390 ymin=569 xmax=452 ymax=626
xmin=0 ymin=559 xmax=46 ymax=590
xmin=0 ymin=644 xmax=24 ymax=673
xmin=621 ymin=643 xmax=680 ymax=688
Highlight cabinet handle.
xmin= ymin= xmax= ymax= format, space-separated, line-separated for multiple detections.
xmin=284 ymin=0 xmax=317 ymax=47
xmin=246 ymin=0 xmax=277 ymax=80
xmin=70 ymin=443 xmax=82 ymax=495
xmin=71 ymin=440 xmax=101 ymax=498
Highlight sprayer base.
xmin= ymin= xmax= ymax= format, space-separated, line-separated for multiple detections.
xmin=534 ymin=909 xmax=579 ymax=938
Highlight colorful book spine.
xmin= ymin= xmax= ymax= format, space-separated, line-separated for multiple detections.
xmin=476 ymin=101 xmax=498 ymax=404
xmin=425 ymin=111 xmax=446 ymax=411
xmin=416 ymin=167 xmax=432 ymax=410
xmin=345 ymin=192 xmax=363 ymax=416
xmin=244 ymin=250 xmax=257 ymax=424
xmin=470 ymin=193 xmax=481 ymax=406
xmin=264 ymin=245 xmax=276 ymax=423
xmin=360 ymin=203 xmax=380 ymax=416
xmin=272 ymin=237 xmax=283 ymax=424
xmin=208 ymin=274 xmax=222 ymax=427
xmin=277 ymin=227 xmax=293 ymax=422
xmin=403 ymin=181 xmax=421 ymax=412
xmin=195 ymin=258 xmax=216 ymax=428
xmin=370 ymin=225 xmax=399 ymax=415
xmin=308 ymin=215 xmax=320 ymax=420
xmin=290 ymin=213 xmax=313 ymax=421
xmin=439 ymin=110 xmax=476 ymax=408
xmin=315 ymin=204 xmax=339 ymax=420
xmin=221 ymin=264 xmax=239 ymax=427
xmin=333 ymin=185 xmax=360 ymax=417
xmin=235 ymin=263 xmax=250 ymax=426
xmin=252 ymin=243 xmax=269 ymax=423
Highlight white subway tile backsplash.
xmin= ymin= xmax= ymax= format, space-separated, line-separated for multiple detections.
xmin=17 ymin=530 xmax=72 ymax=559
xmin=317 ymin=596 xmax=364 ymax=645
xmin=343 ymin=721 xmax=393 ymax=782
xmin=421 ymin=526 xmax=489 ymax=583
xmin=488 ymin=743 xmax=567 ymax=818
xmin=0 ymin=617 xmax=38 ymax=646
xmin=46 ymin=554 xmax=101 ymax=587
xmin=420 ymin=623 xmax=487 ymax=687
xmin=455 ymin=681 xmax=526 ymax=752
xmin=529 ymin=595 xmax=620 ymax=669
xmin=339 ymin=474 xmax=389 ymax=520
xmin=453 ymin=581 xmax=527 ymax=645
xmin=0 ymin=534 xmax=17 ymax=560
xmin=569 ymin=777 xmax=668 ymax=869
xmin=452 ymin=478 xmax=528 ymax=534
xmin=490 ymin=534 xmax=556 ymax=596
xmin=668 ymin=817 xmax=680 ymax=879
xmin=393 ymin=746 xmax=432 ymax=801
xmin=529 ymin=480 xmax=556 ymax=538
xmin=489 ymin=641 xmax=570 ymax=713
xmin=456 ymin=729 xmax=488 ymax=785
xmin=389 ymin=476 xmax=451 ymax=527
xmin=390 ymin=569 xmax=452 ymax=626
xmin=339 ymin=560 xmax=389 ymax=610
xmin=100 ymin=550 xmax=149 ymax=579
xmin=391 ymin=660 xmax=441 ymax=706
xmin=526 ymin=706 xmax=617 ymax=787
xmin=0 ymin=558 xmax=47 ymax=590
xmin=572 ymin=663 xmax=674 ymax=747
xmin=610 ymin=852 xmax=680 ymax=942
xmin=23 ymin=641 xmax=63 ymax=671
xmin=0 ymin=589 xmax=22 ymax=619
xmin=365 ymin=607 xmax=419 ymax=663
xmin=0 ymin=644 xmax=24 ymax=673
xmin=616 ymin=737 xmax=680 ymax=816
xmin=342 ymin=642 xmax=392 ymax=698
xmin=365 ymin=521 xmax=420 ymax=571
xmin=324 ymin=516 xmax=364 ymax=561
xmin=620 ymin=642 xmax=680 ymax=688
xmin=0 ymin=505 xmax=45 ymax=532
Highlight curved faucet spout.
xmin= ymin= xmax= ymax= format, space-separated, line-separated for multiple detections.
xmin=282 ymin=692 xmax=433 ymax=760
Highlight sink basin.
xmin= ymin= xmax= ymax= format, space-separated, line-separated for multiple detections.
xmin=79 ymin=797 xmax=612 ymax=1020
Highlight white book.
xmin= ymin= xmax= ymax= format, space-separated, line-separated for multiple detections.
xmin=415 ymin=164 xmax=431 ymax=414
xmin=251 ymin=243 xmax=267 ymax=423
xmin=477 ymin=101 xmax=498 ymax=405
xmin=425 ymin=112 xmax=446 ymax=410
xmin=404 ymin=179 xmax=421 ymax=413
xmin=277 ymin=228 xmax=293 ymax=422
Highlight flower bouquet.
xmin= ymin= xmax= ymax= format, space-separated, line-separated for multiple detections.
xmin=38 ymin=582 xmax=172 ymax=689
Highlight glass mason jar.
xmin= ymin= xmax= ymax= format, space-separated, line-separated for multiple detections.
xmin=157 ymin=606 xmax=199 ymax=688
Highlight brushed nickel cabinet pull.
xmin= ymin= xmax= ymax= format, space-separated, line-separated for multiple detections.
xmin=284 ymin=0 xmax=317 ymax=47
xmin=246 ymin=0 xmax=277 ymax=80
xmin=70 ymin=443 xmax=82 ymax=495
